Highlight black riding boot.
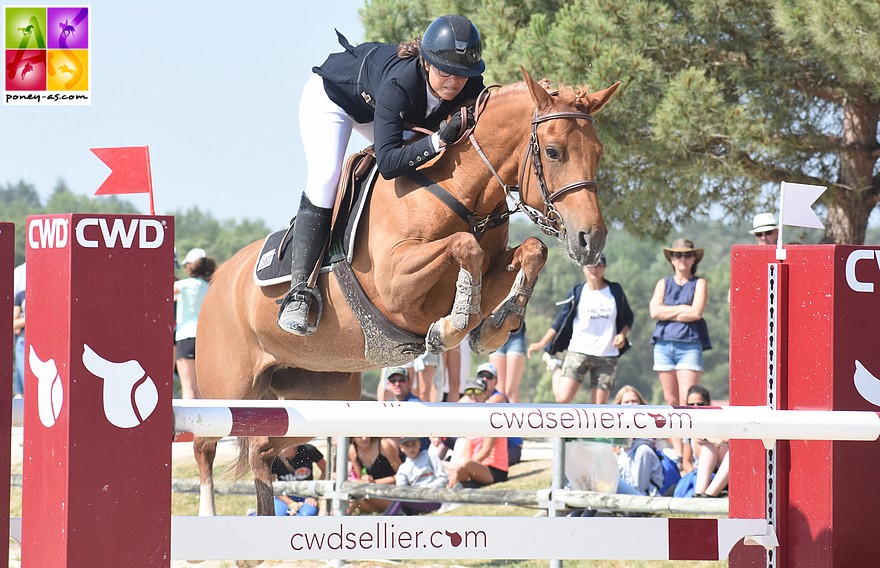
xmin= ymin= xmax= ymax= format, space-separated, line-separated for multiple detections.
xmin=277 ymin=194 xmax=332 ymax=335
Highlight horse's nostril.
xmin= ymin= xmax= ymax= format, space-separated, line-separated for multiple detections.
xmin=578 ymin=231 xmax=589 ymax=249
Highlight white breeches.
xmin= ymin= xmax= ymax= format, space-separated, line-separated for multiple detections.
xmin=299 ymin=74 xmax=374 ymax=208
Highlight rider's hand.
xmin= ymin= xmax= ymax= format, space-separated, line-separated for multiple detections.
xmin=439 ymin=106 xmax=475 ymax=145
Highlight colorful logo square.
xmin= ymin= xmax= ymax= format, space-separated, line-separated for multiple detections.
xmin=47 ymin=48 xmax=86 ymax=90
xmin=5 ymin=7 xmax=46 ymax=49
xmin=47 ymin=7 xmax=87 ymax=49
xmin=5 ymin=49 xmax=45 ymax=91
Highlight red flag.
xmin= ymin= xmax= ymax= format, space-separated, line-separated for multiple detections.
xmin=91 ymin=145 xmax=155 ymax=214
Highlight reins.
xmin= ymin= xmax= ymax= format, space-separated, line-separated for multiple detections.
xmin=408 ymin=84 xmax=599 ymax=240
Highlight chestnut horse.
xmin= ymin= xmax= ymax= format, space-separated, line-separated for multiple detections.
xmin=193 ymin=68 xmax=619 ymax=521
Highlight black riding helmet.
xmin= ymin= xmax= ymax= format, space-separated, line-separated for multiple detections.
xmin=421 ymin=15 xmax=484 ymax=78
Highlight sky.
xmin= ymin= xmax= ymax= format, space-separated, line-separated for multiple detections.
xmin=1 ymin=1 xmax=367 ymax=230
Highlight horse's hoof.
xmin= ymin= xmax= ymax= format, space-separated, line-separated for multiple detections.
xmin=426 ymin=322 xmax=446 ymax=354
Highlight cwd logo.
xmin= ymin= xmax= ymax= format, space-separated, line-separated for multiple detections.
xmin=81 ymin=344 xmax=158 ymax=428
xmin=28 ymin=216 xmax=69 ymax=249
xmin=845 ymin=250 xmax=880 ymax=293
xmin=74 ymin=217 xmax=164 ymax=249
xmin=28 ymin=217 xmax=165 ymax=249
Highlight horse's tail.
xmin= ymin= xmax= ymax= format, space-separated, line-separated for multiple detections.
xmin=233 ymin=436 xmax=252 ymax=479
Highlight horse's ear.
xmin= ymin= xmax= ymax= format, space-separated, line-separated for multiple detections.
xmin=578 ymin=82 xmax=621 ymax=114
xmin=522 ymin=66 xmax=554 ymax=113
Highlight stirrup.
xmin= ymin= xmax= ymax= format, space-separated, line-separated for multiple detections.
xmin=276 ymin=282 xmax=324 ymax=336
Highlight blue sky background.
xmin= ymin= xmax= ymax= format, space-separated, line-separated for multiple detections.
xmin=1 ymin=1 xmax=366 ymax=229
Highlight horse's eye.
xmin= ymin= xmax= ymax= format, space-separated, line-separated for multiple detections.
xmin=545 ymin=147 xmax=561 ymax=160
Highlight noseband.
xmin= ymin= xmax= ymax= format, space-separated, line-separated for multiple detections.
xmin=469 ymin=89 xmax=599 ymax=239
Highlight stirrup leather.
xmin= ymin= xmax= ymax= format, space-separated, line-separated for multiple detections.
xmin=276 ymin=281 xmax=324 ymax=336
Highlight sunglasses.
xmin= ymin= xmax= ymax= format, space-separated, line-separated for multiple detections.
xmin=671 ymin=251 xmax=695 ymax=259
xmin=388 ymin=377 xmax=408 ymax=384
xmin=688 ymin=401 xmax=708 ymax=406
xmin=755 ymin=231 xmax=776 ymax=237
xmin=432 ymin=66 xmax=466 ymax=80
xmin=464 ymin=388 xmax=484 ymax=397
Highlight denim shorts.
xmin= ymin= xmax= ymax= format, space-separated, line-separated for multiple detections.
xmin=493 ymin=328 xmax=526 ymax=356
xmin=652 ymin=339 xmax=703 ymax=372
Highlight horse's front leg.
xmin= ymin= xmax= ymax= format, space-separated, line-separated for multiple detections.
xmin=469 ymin=236 xmax=548 ymax=355
xmin=193 ymin=436 xmax=220 ymax=517
xmin=423 ymin=232 xmax=486 ymax=354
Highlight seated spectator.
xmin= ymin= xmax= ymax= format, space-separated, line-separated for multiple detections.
xmin=348 ymin=436 xmax=401 ymax=514
xmin=382 ymin=367 xmax=422 ymax=402
xmin=614 ymin=386 xmax=665 ymax=496
xmin=689 ymin=386 xmax=729 ymax=498
xmin=443 ymin=377 xmax=509 ymax=488
xmin=476 ymin=363 xmax=523 ymax=466
xmin=271 ymin=443 xmax=326 ymax=516
xmin=386 ymin=436 xmax=449 ymax=516
xmin=681 ymin=384 xmax=712 ymax=473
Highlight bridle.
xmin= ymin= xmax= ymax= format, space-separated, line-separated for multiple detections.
xmin=467 ymin=87 xmax=599 ymax=239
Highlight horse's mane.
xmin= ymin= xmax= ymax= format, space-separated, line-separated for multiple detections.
xmin=494 ymin=78 xmax=594 ymax=114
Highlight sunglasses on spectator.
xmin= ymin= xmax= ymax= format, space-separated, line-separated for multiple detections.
xmin=671 ymin=251 xmax=695 ymax=259
xmin=688 ymin=401 xmax=708 ymax=406
xmin=388 ymin=377 xmax=408 ymax=384
xmin=464 ymin=388 xmax=484 ymax=396
xmin=754 ymin=231 xmax=776 ymax=237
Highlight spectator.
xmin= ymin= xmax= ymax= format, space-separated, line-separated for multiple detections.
xmin=650 ymin=238 xmax=711 ymax=462
xmin=687 ymin=386 xmax=729 ymax=498
xmin=476 ymin=362 xmax=523 ymax=466
xmin=348 ymin=436 xmax=401 ymax=514
xmin=173 ymin=248 xmax=217 ymax=399
xmin=528 ymin=253 xmax=633 ymax=404
xmin=613 ymin=386 xmax=665 ymax=496
xmin=386 ymin=436 xmax=448 ymax=515
xmin=681 ymin=384 xmax=712 ymax=473
xmin=271 ymin=443 xmax=326 ymax=516
xmin=12 ymin=289 xmax=25 ymax=397
xmin=381 ymin=366 xmax=422 ymax=402
xmin=489 ymin=325 xmax=526 ymax=402
xmin=442 ymin=344 xmax=463 ymax=402
xmin=444 ymin=377 xmax=508 ymax=488
xmin=750 ymin=212 xmax=778 ymax=245
xmin=411 ymin=352 xmax=441 ymax=401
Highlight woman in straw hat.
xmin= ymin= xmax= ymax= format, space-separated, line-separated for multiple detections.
xmin=649 ymin=238 xmax=712 ymax=463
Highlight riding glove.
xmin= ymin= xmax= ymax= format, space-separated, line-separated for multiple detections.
xmin=438 ymin=106 xmax=476 ymax=145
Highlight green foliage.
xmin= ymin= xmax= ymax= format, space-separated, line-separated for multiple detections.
xmin=0 ymin=179 xmax=271 ymax=268
xmin=362 ymin=0 xmax=880 ymax=244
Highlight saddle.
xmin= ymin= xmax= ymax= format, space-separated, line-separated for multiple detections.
xmin=253 ymin=148 xmax=377 ymax=286
xmin=253 ymin=148 xmax=426 ymax=362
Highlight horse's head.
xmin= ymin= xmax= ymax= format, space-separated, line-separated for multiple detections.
xmin=516 ymin=68 xmax=619 ymax=266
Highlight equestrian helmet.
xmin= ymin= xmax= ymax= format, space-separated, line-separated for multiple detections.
xmin=421 ymin=15 xmax=484 ymax=78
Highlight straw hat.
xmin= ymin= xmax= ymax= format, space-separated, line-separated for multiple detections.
xmin=662 ymin=238 xmax=704 ymax=263
xmin=750 ymin=212 xmax=777 ymax=234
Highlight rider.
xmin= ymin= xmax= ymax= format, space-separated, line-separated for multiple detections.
xmin=277 ymin=15 xmax=486 ymax=335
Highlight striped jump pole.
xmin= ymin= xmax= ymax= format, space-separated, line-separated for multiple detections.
xmin=172 ymin=399 xmax=880 ymax=442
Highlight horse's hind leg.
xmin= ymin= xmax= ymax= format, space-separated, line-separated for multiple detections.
xmin=193 ymin=436 xmax=220 ymax=517
xmin=470 ymin=236 xmax=548 ymax=355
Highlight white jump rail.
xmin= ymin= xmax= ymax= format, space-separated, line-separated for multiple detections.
xmin=173 ymin=399 xmax=880 ymax=447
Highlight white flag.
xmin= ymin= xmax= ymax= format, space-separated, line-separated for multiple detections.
xmin=780 ymin=182 xmax=825 ymax=229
